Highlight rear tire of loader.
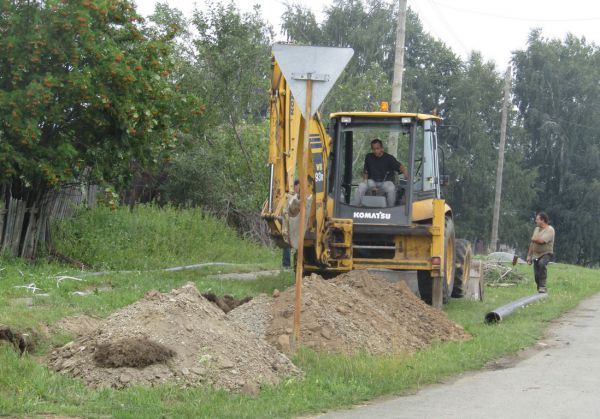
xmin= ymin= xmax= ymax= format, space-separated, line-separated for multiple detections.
xmin=418 ymin=218 xmax=455 ymax=306
xmin=452 ymin=239 xmax=472 ymax=298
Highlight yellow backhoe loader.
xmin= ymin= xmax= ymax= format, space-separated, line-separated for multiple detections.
xmin=261 ymin=44 xmax=474 ymax=308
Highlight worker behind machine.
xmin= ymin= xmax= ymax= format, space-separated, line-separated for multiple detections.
xmin=357 ymin=138 xmax=408 ymax=207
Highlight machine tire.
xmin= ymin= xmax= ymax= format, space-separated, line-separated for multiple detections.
xmin=452 ymin=239 xmax=472 ymax=298
xmin=418 ymin=217 xmax=456 ymax=306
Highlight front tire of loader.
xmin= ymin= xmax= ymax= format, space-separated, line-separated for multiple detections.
xmin=418 ymin=218 xmax=456 ymax=306
xmin=452 ymin=239 xmax=472 ymax=298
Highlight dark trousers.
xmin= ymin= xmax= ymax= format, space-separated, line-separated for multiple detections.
xmin=282 ymin=247 xmax=291 ymax=268
xmin=534 ymin=254 xmax=552 ymax=289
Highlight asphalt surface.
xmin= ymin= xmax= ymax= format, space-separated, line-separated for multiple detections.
xmin=320 ymin=292 xmax=600 ymax=419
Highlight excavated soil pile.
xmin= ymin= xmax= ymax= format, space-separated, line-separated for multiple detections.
xmin=52 ymin=315 xmax=103 ymax=337
xmin=48 ymin=283 xmax=300 ymax=391
xmin=229 ymin=270 xmax=470 ymax=355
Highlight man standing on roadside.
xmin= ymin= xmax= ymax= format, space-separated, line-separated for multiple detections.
xmin=527 ymin=212 xmax=555 ymax=293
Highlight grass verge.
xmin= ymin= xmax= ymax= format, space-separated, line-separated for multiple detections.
xmin=50 ymin=205 xmax=278 ymax=270
xmin=1 ymin=261 xmax=598 ymax=418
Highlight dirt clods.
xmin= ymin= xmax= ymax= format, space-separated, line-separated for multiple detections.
xmin=93 ymin=338 xmax=176 ymax=368
xmin=48 ymin=283 xmax=300 ymax=391
xmin=229 ymin=270 xmax=470 ymax=355
xmin=0 ymin=326 xmax=34 ymax=355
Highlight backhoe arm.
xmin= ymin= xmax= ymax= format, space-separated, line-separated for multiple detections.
xmin=261 ymin=56 xmax=329 ymax=262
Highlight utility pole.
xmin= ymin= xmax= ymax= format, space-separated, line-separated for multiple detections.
xmin=391 ymin=0 xmax=407 ymax=112
xmin=388 ymin=0 xmax=407 ymax=157
xmin=490 ymin=65 xmax=511 ymax=252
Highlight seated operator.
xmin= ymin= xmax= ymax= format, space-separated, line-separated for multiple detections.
xmin=357 ymin=138 xmax=408 ymax=207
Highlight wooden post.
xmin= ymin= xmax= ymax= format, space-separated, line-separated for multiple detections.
xmin=391 ymin=0 xmax=407 ymax=112
xmin=2 ymin=197 xmax=13 ymax=253
xmin=12 ymin=200 xmax=27 ymax=256
xmin=490 ymin=65 xmax=511 ymax=251
xmin=293 ymin=78 xmax=313 ymax=347
xmin=21 ymin=207 xmax=38 ymax=259
xmin=388 ymin=0 xmax=408 ymax=158
xmin=0 ymin=201 xmax=6 ymax=249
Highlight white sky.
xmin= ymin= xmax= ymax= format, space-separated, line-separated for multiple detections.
xmin=136 ymin=0 xmax=600 ymax=71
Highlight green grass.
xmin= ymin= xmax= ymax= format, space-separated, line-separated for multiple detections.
xmin=2 ymin=261 xmax=598 ymax=418
xmin=51 ymin=205 xmax=278 ymax=270
xmin=1 ymin=207 xmax=599 ymax=418
xmin=0 ymin=258 xmax=293 ymax=337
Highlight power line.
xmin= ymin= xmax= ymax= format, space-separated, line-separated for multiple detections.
xmin=428 ymin=0 xmax=600 ymax=23
xmin=408 ymin=1 xmax=456 ymax=54
xmin=424 ymin=0 xmax=471 ymax=57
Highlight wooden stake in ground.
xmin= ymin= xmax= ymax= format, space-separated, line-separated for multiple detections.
xmin=293 ymin=79 xmax=313 ymax=346
xmin=490 ymin=65 xmax=511 ymax=252
xmin=271 ymin=44 xmax=354 ymax=349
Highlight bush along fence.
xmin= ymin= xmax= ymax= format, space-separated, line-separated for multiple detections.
xmin=0 ymin=182 xmax=97 ymax=259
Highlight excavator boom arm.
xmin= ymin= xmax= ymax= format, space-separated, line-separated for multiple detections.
xmin=261 ymin=57 xmax=329 ymax=257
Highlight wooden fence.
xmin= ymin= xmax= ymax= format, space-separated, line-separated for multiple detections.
xmin=0 ymin=183 xmax=97 ymax=259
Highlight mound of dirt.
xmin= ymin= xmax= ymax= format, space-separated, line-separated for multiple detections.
xmin=93 ymin=338 xmax=176 ymax=368
xmin=48 ymin=283 xmax=300 ymax=391
xmin=52 ymin=315 xmax=103 ymax=337
xmin=228 ymin=270 xmax=469 ymax=355
xmin=226 ymin=294 xmax=273 ymax=338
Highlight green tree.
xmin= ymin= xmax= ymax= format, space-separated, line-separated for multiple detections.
xmin=281 ymin=3 xmax=323 ymax=45
xmin=281 ymin=1 xmax=536 ymax=249
xmin=402 ymin=11 xmax=461 ymax=115
xmin=0 ymin=0 xmax=199 ymax=251
xmin=161 ymin=122 xmax=271 ymax=242
xmin=439 ymin=53 xmax=537 ymax=250
xmin=322 ymin=63 xmax=392 ymax=115
xmin=281 ymin=3 xmax=461 ymax=115
xmin=321 ymin=0 xmax=397 ymax=75
xmin=193 ymin=2 xmax=273 ymax=126
xmin=282 ymin=0 xmax=397 ymax=74
xmin=191 ymin=1 xmax=272 ymax=181
xmin=513 ymin=30 xmax=600 ymax=264
xmin=160 ymin=2 xmax=273 ymax=240
xmin=441 ymin=53 xmax=503 ymax=241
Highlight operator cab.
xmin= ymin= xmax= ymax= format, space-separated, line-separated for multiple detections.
xmin=329 ymin=113 xmax=442 ymax=231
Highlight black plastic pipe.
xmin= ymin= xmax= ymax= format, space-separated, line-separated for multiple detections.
xmin=485 ymin=293 xmax=549 ymax=323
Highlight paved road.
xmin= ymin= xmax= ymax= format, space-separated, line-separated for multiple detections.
xmin=320 ymin=292 xmax=600 ymax=419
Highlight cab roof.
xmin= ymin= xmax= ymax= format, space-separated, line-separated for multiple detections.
xmin=329 ymin=112 xmax=442 ymax=122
